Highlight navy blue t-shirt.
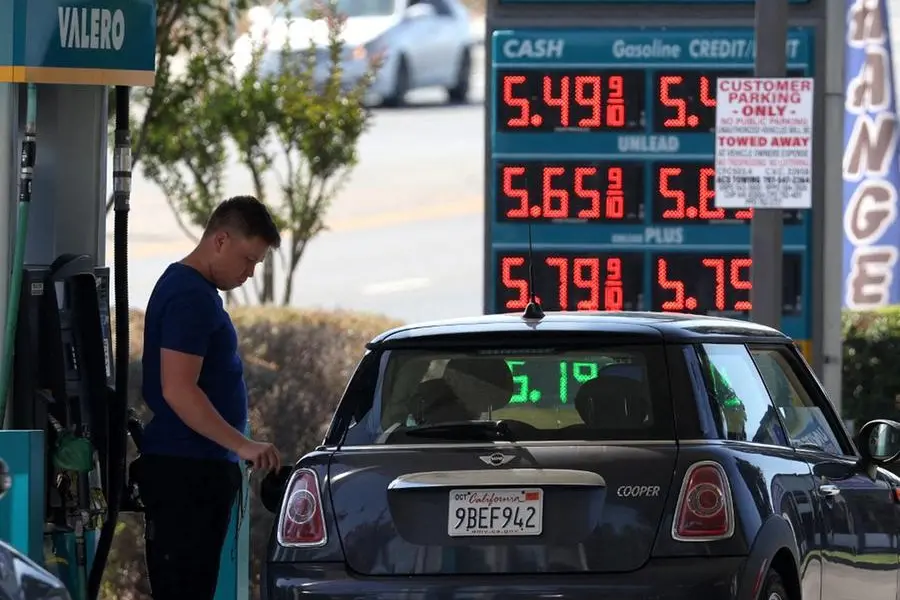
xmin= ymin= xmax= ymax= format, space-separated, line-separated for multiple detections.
xmin=141 ymin=263 xmax=247 ymax=462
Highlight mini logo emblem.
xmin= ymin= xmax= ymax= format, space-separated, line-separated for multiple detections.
xmin=479 ymin=452 xmax=515 ymax=467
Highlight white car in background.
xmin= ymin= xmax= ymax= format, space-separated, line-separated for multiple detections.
xmin=232 ymin=0 xmax=475 ymax=106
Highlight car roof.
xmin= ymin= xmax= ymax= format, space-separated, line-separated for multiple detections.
xmin=367 ymin=310 xmax=791 ymax=348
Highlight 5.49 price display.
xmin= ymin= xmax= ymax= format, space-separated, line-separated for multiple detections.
xmin=498 ymin=252 xmax=644 ymax=311
xmin=651 ymin=252 xmax=803 ymax=315
xmin=496 ymin=69 xmax=645 ymax=131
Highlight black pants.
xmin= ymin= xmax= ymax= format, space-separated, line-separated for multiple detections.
xmin=133 ymin=454 xmax=243 ymax=600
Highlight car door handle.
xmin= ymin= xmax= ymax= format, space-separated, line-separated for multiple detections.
xmin=818 ymin=484 xmax=841 ymax=498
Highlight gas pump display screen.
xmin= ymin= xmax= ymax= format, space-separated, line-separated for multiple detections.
xmin=486 ymin=28 xmax=814 ymax=342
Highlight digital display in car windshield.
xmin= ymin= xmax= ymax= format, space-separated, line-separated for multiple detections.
xmin=506 ymin=358 xmax=607 ymax=405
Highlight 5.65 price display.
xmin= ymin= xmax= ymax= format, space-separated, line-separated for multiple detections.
xmin=497 ymin=251 xmax=643 ymax=312
xmin=497 ymin=161 xmax=644 ymax=222
xmin=651 ymin=252 xmax=803 ymax=315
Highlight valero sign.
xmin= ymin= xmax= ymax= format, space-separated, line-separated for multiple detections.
xmin=0 ymin=0 xmax=156 ymax=86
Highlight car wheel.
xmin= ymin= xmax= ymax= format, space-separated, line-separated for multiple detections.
xmin=382 ymin=56 xmax=410 ymax=107
xmin=447 ymin=47 xmax=471 ymax=104
xmin=759 ymin=569 xmax=791 ymax=600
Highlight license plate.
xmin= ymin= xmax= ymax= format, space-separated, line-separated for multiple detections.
xmin=447 ymin=488 xmax=543 ymax=537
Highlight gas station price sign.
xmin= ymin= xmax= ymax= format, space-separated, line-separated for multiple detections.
xmin=485 ymin=28 xmax=814 ymax=341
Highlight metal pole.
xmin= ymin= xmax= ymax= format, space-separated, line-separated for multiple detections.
xmin=820 ymin=0 xmax=845 ymax=415
xmin=749 ymin=0 xmax=789 ymax=329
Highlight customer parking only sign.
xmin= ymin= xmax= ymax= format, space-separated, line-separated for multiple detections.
xmin=714 ymin=77 xmax=815 ymax=210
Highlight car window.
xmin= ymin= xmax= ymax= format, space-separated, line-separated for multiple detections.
xmin=340 ymin=344 xmax=675 ymax=445
xmin=748 ymin=347 xmax=847 ymax=456
xmin=698 ymin=344 xmax=789 ymax=447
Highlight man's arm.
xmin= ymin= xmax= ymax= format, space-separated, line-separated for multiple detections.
xmin=158 ymin=293 xmax=248 ymax=454
xmin=160 ymin=348 xmax=249 ymax=454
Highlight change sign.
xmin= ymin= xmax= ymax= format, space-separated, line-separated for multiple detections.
xmin=714 ymin=77 xmax=815 ymax=210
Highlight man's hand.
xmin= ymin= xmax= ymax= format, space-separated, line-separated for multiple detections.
xmin=238 ymin=439 xmax=281 ymax=472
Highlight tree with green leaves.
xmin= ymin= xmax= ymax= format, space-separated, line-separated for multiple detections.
xmin=140 ymin=0 xmax=379 ymax=304
xmin=106 ymin=0 xmax=249 ymax=213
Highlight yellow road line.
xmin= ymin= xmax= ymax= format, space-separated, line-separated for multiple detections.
xmin=113 ymin=197 xmax=483 ymax=260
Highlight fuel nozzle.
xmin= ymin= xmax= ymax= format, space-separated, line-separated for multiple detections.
xmin=0 ymin=458 xmax=10 ymax=501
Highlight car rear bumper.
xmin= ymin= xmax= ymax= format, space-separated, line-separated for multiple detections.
xmin=262 ymin=556 xmax=747 ymax=599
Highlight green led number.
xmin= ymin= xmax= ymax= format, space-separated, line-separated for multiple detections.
xmin=506 ymin=360 xmax=542 ymax=404
xmin=559 ymin=361 xmax=599 ymax=404
xmin=507 ymin=360 xmax=528 ymax=404
xmin=573 ymin=362 xmax=598 ymax=384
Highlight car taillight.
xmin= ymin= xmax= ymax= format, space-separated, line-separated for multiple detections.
xmin=672 ymin=461 xmax=734 ymax=541
xmin=276 ymin=468 xmax=327 ymax=547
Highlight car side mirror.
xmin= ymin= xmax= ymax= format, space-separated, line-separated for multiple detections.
xmin=856 ymin=419 xmax=900 ymax=466
xmin=0 ymin=459 xmax=10 ymax=500
xmin=404 ymin=3 xmax=435 ymax=19
xmin=259 ymin=466 xmax=293 ymax=514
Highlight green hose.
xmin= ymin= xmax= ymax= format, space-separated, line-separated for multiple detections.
xmin=0 ymin=82 xmax=36 ymax=428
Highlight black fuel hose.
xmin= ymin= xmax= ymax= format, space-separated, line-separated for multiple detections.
xmin=87 ymin=84 xmax=131 ymax=600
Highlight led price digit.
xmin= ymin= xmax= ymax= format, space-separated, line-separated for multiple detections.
xmin=507 ymin=360 xmax=535 ymax=404
xmin=501 ymin=255 xmax=531 ymax=310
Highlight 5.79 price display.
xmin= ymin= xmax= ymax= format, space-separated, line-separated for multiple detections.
xmin=497 ymin=251 xmax=644 ymax=312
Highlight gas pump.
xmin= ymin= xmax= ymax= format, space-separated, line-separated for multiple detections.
xmin=0 ymin=4 xmax=247 ymax=600
xmin=8 ymin=255 xmax=120 ymax=597
xmin=1 ymin=83 xmax=134 ymax=600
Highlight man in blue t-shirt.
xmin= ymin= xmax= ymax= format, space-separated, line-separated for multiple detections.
xmin=135 ymin=196 xmax=282 ymax=600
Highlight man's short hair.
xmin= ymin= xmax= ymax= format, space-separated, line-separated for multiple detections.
xmin=204 ymin=196 xmax=281 ymax=249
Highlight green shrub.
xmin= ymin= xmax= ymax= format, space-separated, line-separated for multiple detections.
xmin=841 ymin=306 xmax=900 ymax=432
xmin=101 ymin=307 xmax=401 ymax=600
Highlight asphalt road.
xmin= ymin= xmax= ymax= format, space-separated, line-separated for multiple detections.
xmin=108 ymin=46 xmax=486 ymax=324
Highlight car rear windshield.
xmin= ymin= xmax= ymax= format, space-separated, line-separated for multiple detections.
xmin=339 ymin=344 xmax=675 ymax=445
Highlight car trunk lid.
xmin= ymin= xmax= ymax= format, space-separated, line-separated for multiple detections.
xmin=327 ymin=442 xmax=678 ymax=575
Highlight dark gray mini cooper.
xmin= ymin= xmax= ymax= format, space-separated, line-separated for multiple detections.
xmin=260 ymin=311 xmax=900 ymax=600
